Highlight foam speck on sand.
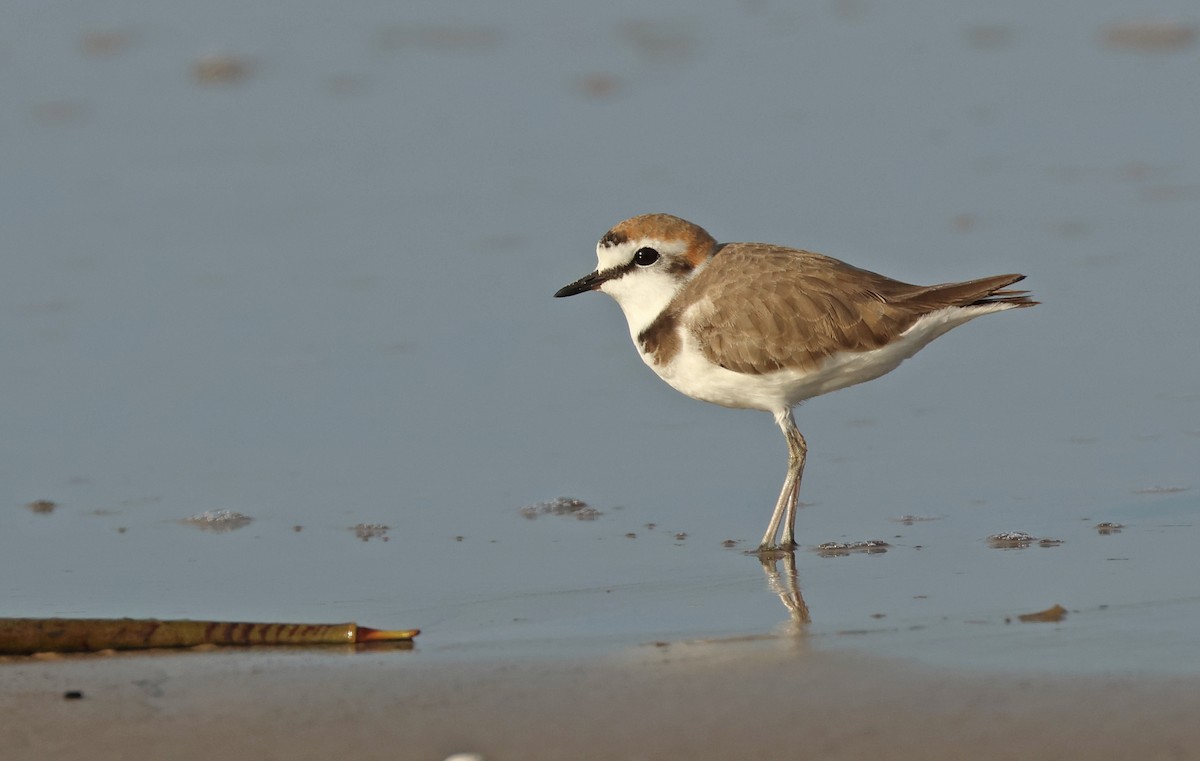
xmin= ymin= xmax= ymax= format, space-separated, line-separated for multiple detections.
xmin=182 ymin=510 xmax=253 ymax=532
xmin=353 ymin=523 xmax=390 ymax=542
xmin=987 ymin=531 xmax=1063 ymax=549
xmin=814 ymin=539 xmax=890 ymax=557
xmin=518 ymin=497 xmax=601 ymax=521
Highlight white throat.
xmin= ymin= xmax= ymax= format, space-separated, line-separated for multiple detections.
xmin=599 ymin=268 xmax=684 ymax=341
xmin=593 ymin=238 xmax=695 ymax=341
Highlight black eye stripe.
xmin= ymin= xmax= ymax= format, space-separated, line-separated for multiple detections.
xmin=598 ymin=245 xmax=692 ymax=284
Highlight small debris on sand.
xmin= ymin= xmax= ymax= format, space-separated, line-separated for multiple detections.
xmin=891 ymin=514 xmax=941 ymax=525
xmin=193 ymin=54 xmax=253 ymax=85
xmin=577 ymin=72 xmax=619 ymax=98
xmin=183 ymin=510 xmax=253 ymax=532
xmin=815 ymin=540 xmax=890 ymax=557
xmin=1103 ymin=21 xmax=1196 ymax=52
xmin=353 ymin=523 xmax=389 ymax=542
xmin=987 ymin=531 xmax=1063 ymax=549
xmin=1133 ymin=485 xmax=1190 ymax=495
xmin=988 ymin=531 xmax=1035 ymax=548
xmin=519 ymin=497 xmax=601 ymax=521
xmin=1018 ymin=604 xmax=1068 ymax=623
xmin=81 ymin=29 xmax=133 ymax=57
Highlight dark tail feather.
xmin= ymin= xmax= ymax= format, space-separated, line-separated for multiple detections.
xmin=902 ymin=274 xmax=1039 ymax=310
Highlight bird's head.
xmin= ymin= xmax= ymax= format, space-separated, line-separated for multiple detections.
xmin=554 ymin=214 xmax=718 ymax=334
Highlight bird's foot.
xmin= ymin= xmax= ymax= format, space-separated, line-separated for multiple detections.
xmin=754 ymin=541 xmax=797 ymax=558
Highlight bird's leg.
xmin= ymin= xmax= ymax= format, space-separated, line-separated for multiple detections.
xmin=758 ymin=464 xmax=798 ymax=551
xmin=777 ymin=408 xmax=806 ymax=544
xmin=758 ymin=409 xmax=808 ymax=551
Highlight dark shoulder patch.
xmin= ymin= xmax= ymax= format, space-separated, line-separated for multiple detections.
xmin=664 ymin=257 xmax=695 ymax=277
xmin=637 ymin=311 xmax=681 ymax=366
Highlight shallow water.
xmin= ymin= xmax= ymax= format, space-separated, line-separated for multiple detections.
xmin=2 ymin=0 xmax=1198 ymax=675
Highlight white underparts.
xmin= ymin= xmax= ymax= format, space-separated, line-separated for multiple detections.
xmin=638 ymin=303 xmax=1018 ymax=412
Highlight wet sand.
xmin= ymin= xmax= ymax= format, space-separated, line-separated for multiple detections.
xmin=4 ymin=640 xmax=1199 ymax=761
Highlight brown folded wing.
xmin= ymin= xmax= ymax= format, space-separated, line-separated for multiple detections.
xmin=675 ymin=243 xmax=1031 ymax=376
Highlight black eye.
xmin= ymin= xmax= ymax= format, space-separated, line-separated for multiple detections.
xmin=633 ymin=247 xmax=660 ymax=266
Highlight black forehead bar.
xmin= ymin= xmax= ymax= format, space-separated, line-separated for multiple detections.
xmin=599 ymin=230 xmax=627 ymax=248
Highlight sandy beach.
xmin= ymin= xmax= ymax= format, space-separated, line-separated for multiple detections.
xmin=4 ymin=639 xmax=1200 ymax=761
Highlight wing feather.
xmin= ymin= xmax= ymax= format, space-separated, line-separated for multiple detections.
xmin=677 ymin=244 xmax=928 ymax=375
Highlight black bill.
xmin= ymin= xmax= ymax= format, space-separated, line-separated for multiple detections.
xmin=554 ymin=270 xmax=609 ymax=298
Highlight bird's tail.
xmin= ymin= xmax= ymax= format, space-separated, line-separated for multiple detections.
xmin=901 ymin=273 xmax=1038 ymax=310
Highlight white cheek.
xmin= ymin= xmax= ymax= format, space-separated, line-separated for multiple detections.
xmin=600 ymin=269 xmax=681 ymax=338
